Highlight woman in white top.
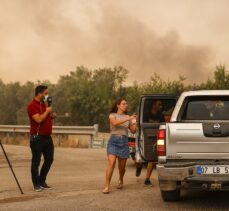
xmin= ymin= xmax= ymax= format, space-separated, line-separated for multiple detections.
xmin=102 ymin=98 xmax=136 ymax=194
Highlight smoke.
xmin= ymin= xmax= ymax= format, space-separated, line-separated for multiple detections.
xmin=0 ymin=0 xmax=213 ymax=84
xmin=95 ymin=2 xmax=213 ymax=83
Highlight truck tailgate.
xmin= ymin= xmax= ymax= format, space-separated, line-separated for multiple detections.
xmin=166 ymin=123 xmax=229 ymax=160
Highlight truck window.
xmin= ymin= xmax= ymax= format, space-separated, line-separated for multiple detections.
xmin=142 ymin=99 xmax=176 ymax=123
xmin=181 ymin=96 xmax=229 ymax=120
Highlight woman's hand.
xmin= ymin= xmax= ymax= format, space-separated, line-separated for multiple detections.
xmin=129 ymin=114 xmax=137 ymax=121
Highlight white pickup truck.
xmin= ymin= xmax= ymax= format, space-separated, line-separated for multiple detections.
xmin=157 ymin=90 xmax=229 ymax=201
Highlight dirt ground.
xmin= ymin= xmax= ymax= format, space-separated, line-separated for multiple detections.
xmin=1 ymin=145 xmax=229 ymax=211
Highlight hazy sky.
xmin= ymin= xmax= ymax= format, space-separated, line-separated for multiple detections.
xmin=0 ymin=0 xmax=229 ymax=84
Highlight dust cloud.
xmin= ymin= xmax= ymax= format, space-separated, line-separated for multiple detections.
xmin=0 ymin=0 xmax=214 ymax=84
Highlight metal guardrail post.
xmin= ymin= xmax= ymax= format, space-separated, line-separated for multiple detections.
xmin=58 ymin=135 xmax=61 ymax=147
xmin=94 ymin=124 xmax=99 ymax=137
xmin=90 ymin=135 xmax=93 ymax=148
xmin=90 ymin=124 xmax=99 ymax=148
xmin=7 ymin=132 xmax=9 ymax=144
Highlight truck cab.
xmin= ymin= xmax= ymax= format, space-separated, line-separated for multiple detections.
xmin=135 ymin=95 xmax=177 ymax=163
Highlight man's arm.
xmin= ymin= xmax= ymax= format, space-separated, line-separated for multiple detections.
xmin=129 ymin=117 xmax=137 ymax=133
xmin=32 ymin=107 xmax=52 ymax=123
xmin=129 ymin=123 xmax=136 ymax=133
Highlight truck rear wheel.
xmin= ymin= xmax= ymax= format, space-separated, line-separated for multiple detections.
xmin=161 ymin=190 xmax=180 ymax=201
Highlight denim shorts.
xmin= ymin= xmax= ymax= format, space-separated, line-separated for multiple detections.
xmin=107 ymin=135 xmax=129 ymax=159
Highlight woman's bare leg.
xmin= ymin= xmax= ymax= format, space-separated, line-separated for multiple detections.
xmin=117 ymin=158 xmax=127 ymax=188
xmin=103 ymin=154 xmax=116 ymax=192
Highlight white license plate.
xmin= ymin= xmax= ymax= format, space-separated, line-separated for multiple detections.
xmin=197 ymin=166 xmax=229 ymax=175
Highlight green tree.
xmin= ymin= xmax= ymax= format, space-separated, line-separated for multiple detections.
xmin=200 ymin=65 xmax=229 ymax=90
xmin=0 ymin=64 xmax=228 ymax=132
xmin=1 ymin=82 xmax=21 ymax=124
xmin=16 ymin=81 xmax=35 ymax=124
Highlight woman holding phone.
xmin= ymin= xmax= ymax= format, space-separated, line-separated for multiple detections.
xmin=102 ymin=98 xmax=136 ymax=194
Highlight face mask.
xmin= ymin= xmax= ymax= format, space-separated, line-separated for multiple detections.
xmin=42 ymin=95 xmax=49 ymax=102
xmin=42 ymin=95 xmax=52 ymax=106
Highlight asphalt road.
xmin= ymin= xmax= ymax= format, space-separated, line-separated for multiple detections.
xmin=0 ymin=145 xmax=229 ymax=211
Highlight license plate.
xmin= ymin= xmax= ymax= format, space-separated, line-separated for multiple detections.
xmin=197 ymin=166 xmax=229 ymax=175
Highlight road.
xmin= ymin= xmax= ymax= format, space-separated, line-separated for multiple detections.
xmin=0 ymin=145 xmax=229 ymax=211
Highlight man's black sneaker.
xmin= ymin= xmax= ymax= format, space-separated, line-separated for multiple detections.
xmin=144 ymin=179 xmax=152 ymax=186
xmin=40 ymin=182 xmax=52 ymax=190
xmin=34 ymin=185 xmax=42 ymax=192
xmin=136 ymin=163 xmax=143 ymax=177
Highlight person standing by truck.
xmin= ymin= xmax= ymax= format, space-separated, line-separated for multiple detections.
xmin=102 ymin=98 xmax=137 ymax=194
xmin=136 ymin=100 xmax=165 ymax=186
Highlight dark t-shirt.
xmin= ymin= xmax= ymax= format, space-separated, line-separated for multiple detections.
xmin=27 ymin=99 xmax=52 ymax=135
xmin=148 ymin=112 xmax=165 ymax=123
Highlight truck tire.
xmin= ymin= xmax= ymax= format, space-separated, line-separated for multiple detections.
xmin=161 ymin=190 xmax=180 ymax=201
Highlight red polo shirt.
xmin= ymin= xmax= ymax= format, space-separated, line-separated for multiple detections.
xmin=27 ymin=99 xmax=52 ymax=135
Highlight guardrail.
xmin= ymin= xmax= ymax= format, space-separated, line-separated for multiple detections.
xmin=0 ymin=124 xmax=99 ymax=148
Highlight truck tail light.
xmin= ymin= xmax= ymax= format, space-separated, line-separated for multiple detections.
xmin=157 ymin=129 xmax=165 ymax=156
xmin=128 ymin=142 xmax=135 ymax=147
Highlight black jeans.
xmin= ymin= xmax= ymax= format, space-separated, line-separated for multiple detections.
xmin=30 ymin=135 xmax=54 ymax=186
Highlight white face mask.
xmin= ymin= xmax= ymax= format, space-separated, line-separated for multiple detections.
xmin=43 ymin=95 xmax=49 ymax=102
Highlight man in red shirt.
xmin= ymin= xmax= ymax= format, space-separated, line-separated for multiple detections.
xmin=27 ymin=85 xmax=54 ymax=192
